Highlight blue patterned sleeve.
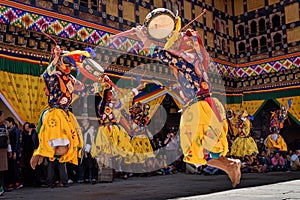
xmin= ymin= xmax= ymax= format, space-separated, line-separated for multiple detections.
xmin=43 ymin=62 xmax=58 ymax=95
xmin=74 ymin=81 xmax=102 ymax=97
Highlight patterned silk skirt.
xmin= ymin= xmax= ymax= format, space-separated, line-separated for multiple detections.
xmin=264 ymin=133 xmax=287 ymax=151
xmin=230 ymin=136 xmax=259 ymax=158
xmin=33 ymin=108 xmax=83 ymax=165
xmin=131 ymin=134 xmax=155 ymax=163
xmin=92 ymin=124 xmax=135 ymax=164
xmin=180 ymin=98 xmax=229 ymax=165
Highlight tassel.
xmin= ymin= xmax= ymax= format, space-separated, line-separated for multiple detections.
xmin=164 ymin=17 xmax=181 ymax=50
xmin=85 ymin=47 xmax=96 ymax=58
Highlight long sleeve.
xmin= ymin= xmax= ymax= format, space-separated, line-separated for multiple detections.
xmin=7 ymin=128 xmax=12 ymax=153
xmin=15 ymin=127 xmax=21 ymax=157
xmin=228 ymin=118 xmax=239 ymax=137
xmin=31 ymin=130 xmax=39 ymax=150
xmin=43 ymin=62 xmax=60 ymax=100
xmin=9 ymin=128 xmax=17 ymax=154
xmin=73 ymin=81 xmax=102 ymax=97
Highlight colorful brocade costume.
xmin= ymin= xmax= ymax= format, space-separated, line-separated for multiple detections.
xmin=228 ymin=111 xmax=258 ymax=158
xmin=92 ymin=80 xmax=134 ymax=166
xmin=91 ymin=79 xmax=155 ymax=166
xmin=129 ymin=102 xmax=155 ymax=163
xmin=264 ymin=133 xmax=287 ymax=152
xmin=151 ymin=29 xmax=229 ymax=165
xmin=264 ymin=106 xmax=289 ymax=152
xmin=109 ymin=8 xmax=242 ymax=188
xmin=33 ymin=49 xmax=98 ymax=165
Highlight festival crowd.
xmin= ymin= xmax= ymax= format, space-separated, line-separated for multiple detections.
xmin=0 ymin=108 xmax=300 ymax=196
xmin=1 ymin=7 xmax=300 ymax=197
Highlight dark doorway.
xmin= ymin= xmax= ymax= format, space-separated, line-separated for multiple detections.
xmin=238 ymin=42 xmax=246 ymax=54
xmin=272 ymin=15 xmax=281 ymax=28
xmin=237 ymin=25 xmax=245 ymax=36
xmin=259 ymin=18 xmax=266 ymax=32
xmin=273 ymin=33 xmax=282 ymax=48
xmin=260 ymin=36 xmax=267 ymax=53
xmin=250 ymin=21 xmax=257 ymax=34
xmin=252 ymin=100 xmax=279 ymax=139
xmin=253 ymin=99 xmax=300 ymax=150
xmin=251 ymin=38 xmax=258 ymax=53
xmin=215 ymin=19 xmax=220 ymax=32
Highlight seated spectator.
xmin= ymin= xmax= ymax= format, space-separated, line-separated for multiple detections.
xmin=185 ymin=163 xmax=201 ymax=174
xmin=248 ymin=153 xmax=259 ymax=172
xmin=249 ymin=152 xmax=267 ymax=173
xmin=257 ymin=150 xmax=269 ymax=173
xmin=161 ymin=164 xmax=177 ymax=175
xmin=271 ymin=152 xmax=287 ymax=171
xmin=290 ymin=150 xmax=300 ymax=171
xmin=286 ymin=150 xmax=293 ymax=171
xmin=241 ymin=155 xmax=251 ymax=173
xmin=203 ymin=166 xmax=218 ymax=175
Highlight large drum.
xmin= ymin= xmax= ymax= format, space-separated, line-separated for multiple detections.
xmin=81 ymin=58 xmax=104 ymax=82
xmin=144 ymin=8 xmax=176 ymax=40
xmin=61 ymin=50 xmax=104 ymax=82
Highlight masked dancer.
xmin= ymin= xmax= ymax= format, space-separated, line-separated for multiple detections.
xmin=264 ymin=102 xmax=291 ymax=152
xmin=110 ymin=8 xmax=241 ymax=187
xmin=227 ymin=110 xmax=258 ymax=158
xmin=30 ymin=45 xmax=102 ymax=188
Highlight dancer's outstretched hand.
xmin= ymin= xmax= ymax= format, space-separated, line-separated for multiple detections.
xmin=109 ymin=26 xmax=141 ymax=40
xmin=30 ymin=155 xmax=44 ymax=170
xmin=51 ymin=45 xmax=61 ymax=65
xmin=109 ymin=25 xmax=152 ymax=49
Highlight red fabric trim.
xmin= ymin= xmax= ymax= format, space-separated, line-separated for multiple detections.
xmin=205 ymin=97 xmax=223 ymax=123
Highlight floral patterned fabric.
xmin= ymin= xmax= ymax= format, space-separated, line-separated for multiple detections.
xmin=33 ymin=108 xmax=83 ymax=165
xmin=229 ymin=111 xmax=259 ymax=158
xmin=264 ymin=133 xmax=287 ymax=152
xmin=43 ymin=62 xmax=76 ymax=108
xmin=180 ymin=98 xmax=228 ymax=165
xmin=152 ymin=30 xmax=227 ymax=166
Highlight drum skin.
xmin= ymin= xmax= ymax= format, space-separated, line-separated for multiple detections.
xmin=144 ymin=8 xmax=176 ymax=40
xmin=81 ymin=58 xmax=104 ymax=81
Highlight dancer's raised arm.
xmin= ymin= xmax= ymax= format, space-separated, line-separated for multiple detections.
xmin=110 ymin=25 xmax=153 ymax=49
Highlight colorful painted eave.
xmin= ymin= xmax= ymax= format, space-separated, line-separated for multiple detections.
xmin=2 ymin=0 xmax=120 ymax=34
xmin=0 ymin=3 xmax=299 ymax=78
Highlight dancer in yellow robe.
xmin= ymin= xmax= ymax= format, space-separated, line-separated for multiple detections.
xmin=229 ymin=110 xmax=259 ymax=158
xmin=110 ymin=8 xmax=241 ymax=187
xmin=129 ymin=102 xmax=155 ymax=164
xmin=30 ymin=46 xmax=101 ymax=168
xmin=264 ymin=105 xmax=289 ymax=152
xmin=92 ymin=75 xmax=135 ymax=170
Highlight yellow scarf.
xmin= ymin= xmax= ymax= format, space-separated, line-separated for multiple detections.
xmin=164 ymin=17 xmax=181 ymax=50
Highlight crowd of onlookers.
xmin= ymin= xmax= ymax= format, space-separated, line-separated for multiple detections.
xmin=1 ymin=109 xmax=300 ymax=197
xmin=185 ymin=148 xmax=300 ymax=176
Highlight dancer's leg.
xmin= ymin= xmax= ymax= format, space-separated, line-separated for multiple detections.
xmin=206 ymin=156 xmax=241 ymax=187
